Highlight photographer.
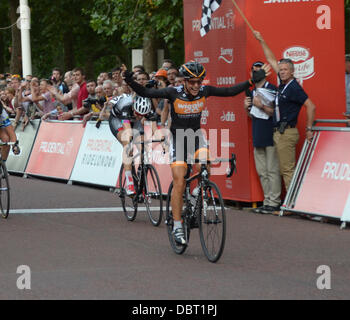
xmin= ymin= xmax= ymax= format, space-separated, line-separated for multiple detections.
xmin=82 ymin=80 xmax=107 ymax=127
xmin=150 ymin=69 xmax=168 ymax=125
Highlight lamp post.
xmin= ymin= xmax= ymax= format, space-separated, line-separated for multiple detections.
xmin=18 ymin=0 xmax=32 ymax=77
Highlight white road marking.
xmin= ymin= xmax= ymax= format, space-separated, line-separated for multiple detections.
xmin=9 ymin=207 xmax=165 ymax=214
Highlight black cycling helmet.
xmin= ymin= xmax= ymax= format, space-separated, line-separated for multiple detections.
xmin=179 ymin=61 xmax=206 ymax=79
xmin=110 ymin=94 xmax=133 ymax=118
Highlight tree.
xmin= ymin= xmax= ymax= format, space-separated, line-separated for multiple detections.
xmin=0 ymin=1 xmax=10 ymax=72
xmin=9 ymin=0 xmax=21 ymax=75
xmin=88 ymin=0 xmax=184 ymax=71
xmin=28 ymin=0 xmax=128 ymax=78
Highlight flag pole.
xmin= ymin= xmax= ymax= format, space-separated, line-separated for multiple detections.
xmin=231 ymin=0 xmax=255 ymax=33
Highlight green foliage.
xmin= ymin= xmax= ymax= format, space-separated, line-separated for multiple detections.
xmin=87 ymin=0 xmax=184 ymax=62
xmin=0 ymin=1 xmax=11 ymax=72
xmin=3 ymin=1 xmax=349 ymax=75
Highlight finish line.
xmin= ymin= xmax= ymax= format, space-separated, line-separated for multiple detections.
xmin=9 ymin=207 xmax=165 ymax=214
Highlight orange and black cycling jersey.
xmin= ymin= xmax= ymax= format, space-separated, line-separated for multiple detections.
xmin=125 ymin=79 xmax=251 ymax=132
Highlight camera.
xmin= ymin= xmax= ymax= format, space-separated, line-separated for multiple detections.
xmin=97 ymin=96 xmax=107 ymax=105
xmin=83 ymin=96 xmax=107 ymax=110
xmin=146 ymin=79 xmax=157 ymax=89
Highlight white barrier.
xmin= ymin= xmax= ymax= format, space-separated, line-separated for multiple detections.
xmin=70 ymin=121 xmax=123 ymax=187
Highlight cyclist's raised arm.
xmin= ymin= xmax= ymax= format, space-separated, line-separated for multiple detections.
xmin=121 ymin=64 xmax=174 ymax=99
xmin=204 ymin=67 xmax=268 ymax=97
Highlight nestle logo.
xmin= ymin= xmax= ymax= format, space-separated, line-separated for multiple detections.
xmin=283 ymin=46 xmax=310 ymax=62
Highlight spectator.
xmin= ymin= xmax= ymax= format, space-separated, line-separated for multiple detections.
xmin=2 ymin=87 xmax=16 ymax=116
xmin=174 ymin=75 xmax=185 ymax=87
xmin=149 ymin=71 xmax=156 ymax=80
xmin=95 ymin=85 xmax=104 ymax=100
xmin=154 ymin=69 xmax=168 ymax=86
xmin=0 ymin=78 xmax=6 ymax=89
xmin=29 ymin=79 xmax=56 ymax=116
xmin=0 ymin=88 xmax=13 ymax=117
xmin=116 ymin=80 xmax=132 ymax=96
xmin=57 ymin=67 xmax=89 ymax=120
xmin=41 ymin=104 xmax=66 ymax=121
xmin=64 ymin=71 xmax=73 ymax=88
xmin=102 ymin=80 xmax=115 ymax=100
xmin=167 ymin=67 xmax=179 ymax=87
xmin=135 ymin=71 xmax=149 ymax=87
xmin=81 ymin=80 xmax=105 ymax=127
xmin=244 ymin=61 xmax=281 ymax=214
xmin=133 ymin=65 xmax=145 ymax=75
xmin=162 ymin=59 xmax=175 ymax=70
xmin=16 ymin=79 xmax=33 ymax=131
xmin=97 ymin=72 xmax=108 ymax=86
xmin=51 ymin=67 xmax=69 ymax=94
xmin=254 ymin=30 xmax=316 ymax=193
xmin=49 ymin=73 xmax=79 ymax=112
xmin=10 ymin=75 xmax=21 ymax=92
xmin=111 ymin=67 xmax=123 ymax=88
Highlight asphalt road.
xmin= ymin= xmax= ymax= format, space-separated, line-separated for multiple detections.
xmin=0 ymin=174 xmax=349 ymax=301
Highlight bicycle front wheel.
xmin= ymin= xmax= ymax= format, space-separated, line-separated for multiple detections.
xmin=144 ymin=165 xmax=163 ymax=226
xmin=0 ymin=161 xmax=10 ymax=219
xmin=118 ymin=164 xmax=138 ymax=221
xmin=198 ymin=181 xmax=226 ymax=263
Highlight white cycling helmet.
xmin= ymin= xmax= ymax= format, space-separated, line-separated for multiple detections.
xmin=133 ymin=96 xmax=152 ymax=115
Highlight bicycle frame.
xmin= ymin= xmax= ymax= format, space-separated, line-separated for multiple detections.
xmin=128 ymin=136 xmax=165 ymax=199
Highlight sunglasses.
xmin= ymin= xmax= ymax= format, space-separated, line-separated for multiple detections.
xmin=187 ymin=79 xmax=203 ymax=85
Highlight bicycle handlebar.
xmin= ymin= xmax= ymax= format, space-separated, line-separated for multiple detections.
xmin=192 ymin=153 xmax=237 ymax=177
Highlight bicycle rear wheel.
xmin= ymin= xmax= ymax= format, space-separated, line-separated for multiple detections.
xmin=0 ymin=161 xmax=10 ymax=219
xmin=144 ymin=165 xmax=163 ymax=226
xmin=118 ymin=164 xmax=138 ymax=221
xmin=165 ymin=182 xmax=189 ymax=254
xmin=198 ymin=181 xmax=226 ymax=263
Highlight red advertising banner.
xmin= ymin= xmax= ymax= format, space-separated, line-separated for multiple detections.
xmin=293 ymin=131 xmax=350 ymax=221
xmin=184 ymin=0 xmax=345 ymax=202
xmin=25 ymin=121 xmax=85 ymax=180
xmin=184 ymin=0 xmax=253 ymax=202
xmin=246 ymin=0 xmax=345 ymax=138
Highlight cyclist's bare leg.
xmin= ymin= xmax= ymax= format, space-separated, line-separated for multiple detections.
xmin=0 ymin=127 xmax=14 ymax=160
xmin=117 ymin=122 xmax=133 ymax=171
xmin=194 ymin=148 xmax=211 ymax=179
xmin=171 ymin=164 xmax=187 ymax=222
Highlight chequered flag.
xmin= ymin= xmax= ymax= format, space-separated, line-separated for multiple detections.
xmin=200 ymin=0 xmax=222 ymax=37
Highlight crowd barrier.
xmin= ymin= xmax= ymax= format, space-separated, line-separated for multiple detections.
xmin=281 ymin=120 xmax=350 ymax=229
xmin=70 ymin=121 xmax=123 ymax=187
xmin=7 ymin=119 xmax=41 ymax=173
xmin=25 ymin=121 xmax=85 ymax=180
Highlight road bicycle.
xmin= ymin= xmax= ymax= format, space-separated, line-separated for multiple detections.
xmin=0 ymin=141 xmax=18 ymax=219
xmin=118 ymin=136 xmax=165 ymax=226
xmin=165 ymin=154 xmax=236 ymax=263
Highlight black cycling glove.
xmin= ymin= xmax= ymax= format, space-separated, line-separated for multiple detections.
xmin=251 ymin=69 xmax=266 ymax=84
xmin=123 ymin=70 xmax=134 ymax=83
